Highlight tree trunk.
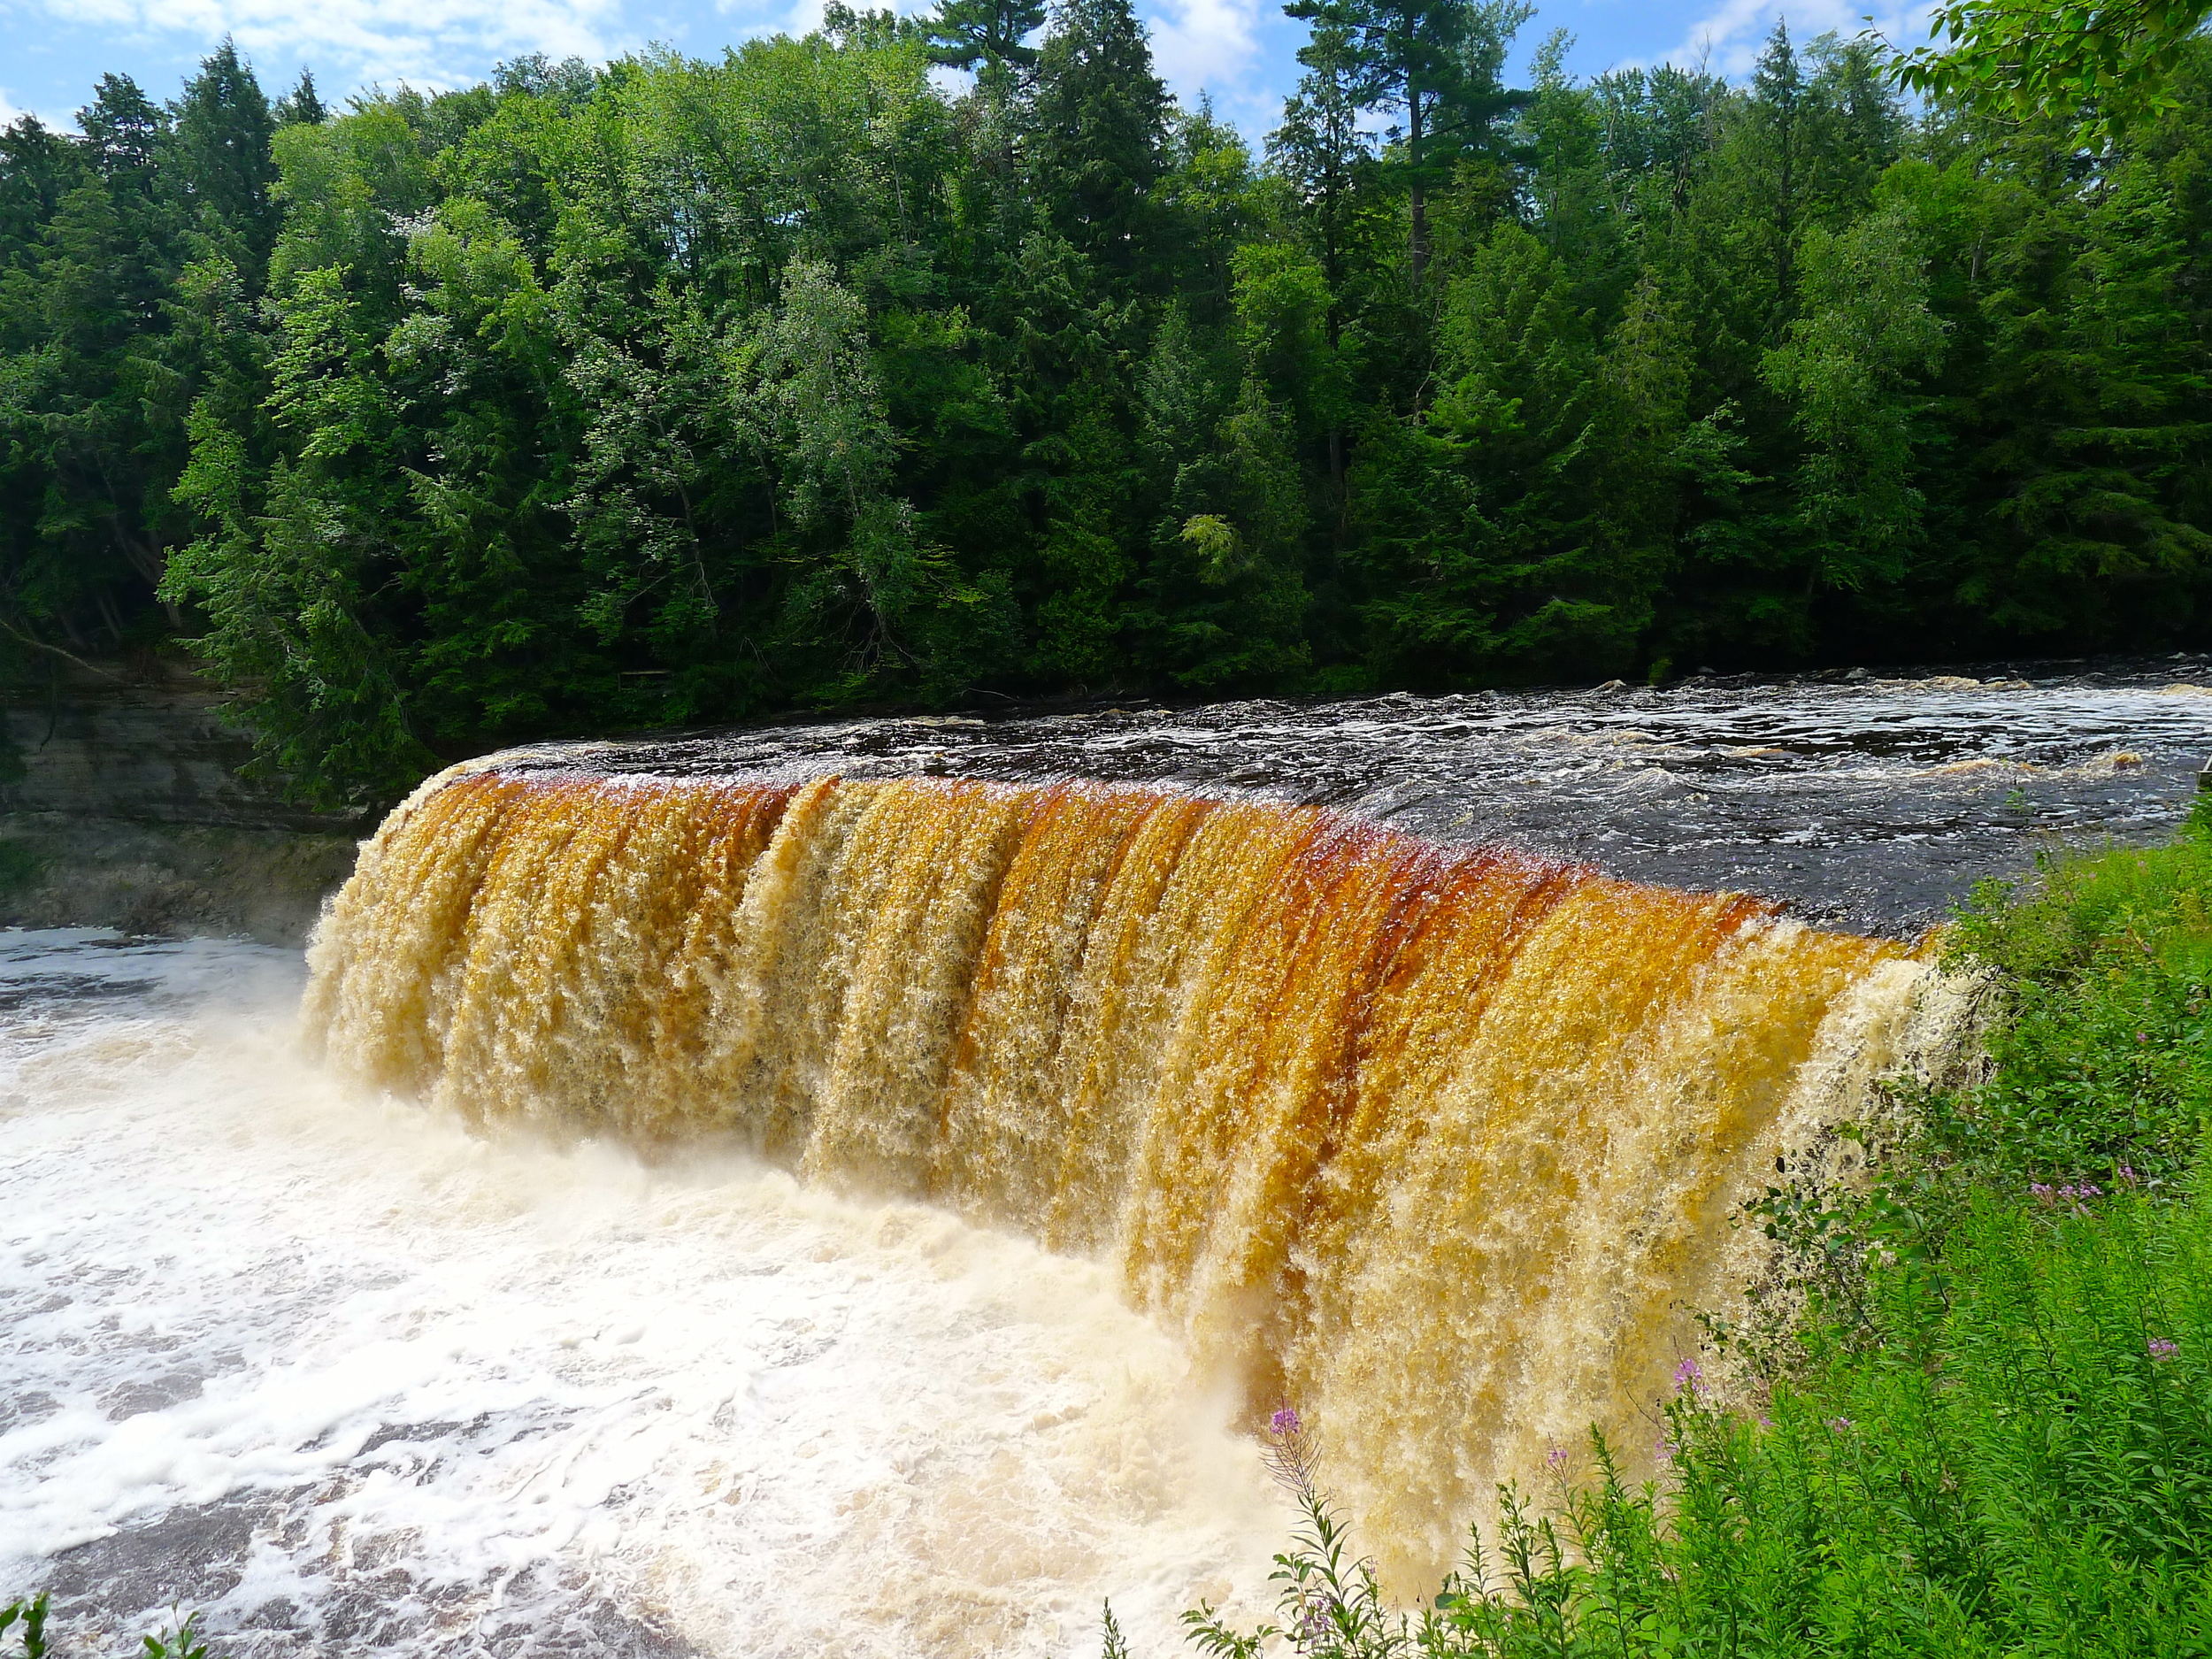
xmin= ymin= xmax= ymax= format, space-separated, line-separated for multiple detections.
xmin=1408 ymin=88 xmax=1427 ymax=289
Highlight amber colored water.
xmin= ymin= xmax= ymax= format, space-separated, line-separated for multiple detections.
xmin=306 ymin=766 xmax=1981 ymax=1580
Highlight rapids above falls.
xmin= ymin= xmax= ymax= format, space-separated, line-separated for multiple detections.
xmin=4 ymin=667 xmax=2208 ymax=1655
xmin=489 ymin=660 xmax=2212 ymax=930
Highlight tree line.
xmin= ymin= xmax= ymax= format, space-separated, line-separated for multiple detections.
xmin=2 ymin=2 xmax=2208 ymax=803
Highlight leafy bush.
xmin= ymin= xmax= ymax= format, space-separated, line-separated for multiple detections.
xmin=0 ymin=1598 xmax=43 ymax=1659
xmin=0 ymin=840 xmax=50 ymax=897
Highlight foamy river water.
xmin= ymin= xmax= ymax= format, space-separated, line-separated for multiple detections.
xmin=3 ymin=665 xmax=2208 ymax=1655
xmin=0 ymin=933 xmax=1279 ymax=1655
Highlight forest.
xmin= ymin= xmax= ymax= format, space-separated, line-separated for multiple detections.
xmin=1 ymin=1 xmax=2208 ymax=804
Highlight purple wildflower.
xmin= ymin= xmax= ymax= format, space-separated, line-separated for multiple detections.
xmin=2150 ymin=1338 xmax=2180 ymax=1361
xmin=1547 ymin=1444 xmax=1569 ymax=1471
xmin=1270 ymin=1407 xmax=1302 ymax=1437
xmin=1826 ymin=1417 xmax=1854 ymax=1432
xmin=1675 ymin=1356 xmax=1702 ymax=1390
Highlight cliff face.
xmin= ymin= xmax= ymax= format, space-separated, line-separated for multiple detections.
xmin=0 ymin=661 xmax=362 ymax=943
xmin=0 ymin=659 xmax=345 ymax=831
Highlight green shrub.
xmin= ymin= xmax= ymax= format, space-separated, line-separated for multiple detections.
xmin=0 ymin=1597 xmax=44 ymax=1659
xmin=1176 ymin=1179 xmax=2212 ymax=1656
xmin=0 ymin=840 xmax=49 ymax=897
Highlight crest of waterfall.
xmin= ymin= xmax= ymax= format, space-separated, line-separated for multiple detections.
xmin=305 ymin=764 xmax=1981 ymax=1579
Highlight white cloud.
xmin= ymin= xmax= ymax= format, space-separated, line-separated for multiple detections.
xmin=1655 ymin=0 xmax=1937 ymax=79
xmin=0 ymin=84 xmax=71 ymax=128
xmin=22 ymin=0 xmax=634 ymax=93
xmin=764 ymin=0 xmax=826 ymax=39
xmin=1146 ymin=0 xmax=1263 ymax=96
xmin=719 ymin=0 xmax=938 ymax=44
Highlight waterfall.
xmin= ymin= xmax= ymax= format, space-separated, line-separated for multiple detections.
xmin=304 ymin=763 xmax=1978 ymax=1579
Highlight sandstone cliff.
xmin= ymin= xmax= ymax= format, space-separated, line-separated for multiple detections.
xmin=0 ymin=658 xmax=361 ymax=943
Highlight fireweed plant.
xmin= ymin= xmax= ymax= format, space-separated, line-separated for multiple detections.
xmin=1137 ymin=803 xmax=2212 ymax=1655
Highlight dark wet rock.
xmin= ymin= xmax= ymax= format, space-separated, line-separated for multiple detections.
xmin=101 ymin=1371 xmax=205 ymax=1420
xmin=484 ymin=658 xmax=2212 ymax=934
xmin=0 ymin=1390 xmax=57 ymax=1433
xmin=0 ymin=659 xmax=361 ymax=944
xmin=42 ymin=1489 xmax=264 ymax=1614
xmin=0 ymin=659 xmax=349 ymax=834
xmin=32 ymin=1479 xmax=708 ymax=1659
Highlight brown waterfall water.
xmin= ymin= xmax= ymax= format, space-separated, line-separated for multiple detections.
xmin=305 ymin=764 xmax=1984 ymax=1579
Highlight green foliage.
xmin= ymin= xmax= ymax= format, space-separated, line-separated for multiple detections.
xmin=1936 ymin=805 xmax=2212 ymax=1189
xmin=7 ymin=19 xmax=2212 ymax=803
xmin=1897 ymin=0 xmax=2212 ymax=145
xmin=1152 ymin=817 xmax=2212 ymax=1659
xmin=1 ymin=1598 xmax=225 ymax=1659
xmin=0 ymin=838 xmax=50 ymax=894
xmin=926 ymin=0 xmax=1047 ymax=72
xmin=141 ymin=1611 xmax=219 ymax=1659
xmin=0 ymin=1595 xmax=45 ymax=1658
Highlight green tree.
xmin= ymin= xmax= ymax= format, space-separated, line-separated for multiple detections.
xmin=1281 ymin=0 xmax=1531 ymax=286
xmin=1027 ymin=0 xmax=1171 ymax=277
xmin=1899 ymin=0 xmax=2212 ymax=143
xmin=168 ymin=38 xmax=280 ymax=284
xmin=1763 ymin=197 xmax=1947 ymax=599
xmin=925 ymin=0 xmax=1048 ymax=73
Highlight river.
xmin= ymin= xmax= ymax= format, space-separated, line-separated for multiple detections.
xmin=3 ymin=664 xmax=2207 ymax=1655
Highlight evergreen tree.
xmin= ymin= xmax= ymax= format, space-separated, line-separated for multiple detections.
xmin=1282 ymin=0 xmax=1529 ymax=287
xmin=1746 ymin=20 xmax=1807 ymax=310
xmin=1270 ymin=12 xmax=1373 ymax=303
xmin=1027 ymin=0 xmax=1170 ymax=277
xmin=925 ymin=0 xmax=1048 ymax=73
xmin=80 ymin=74 xmax=165 ymax=180
xmin=168 ymin=38 xmax=280 ymax=278
xmin=274 ymin=68 xmax=327 ymax=128
xmin=4 ymin=13 xmax=2207 ymax=802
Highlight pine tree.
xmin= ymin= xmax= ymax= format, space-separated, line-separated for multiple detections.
xmin=1282 ymin=0 xmax=1529 ymax=288
xmin=1270 ymin=12 xmax=1371 ymax=302
xmin=274 ymin=68 xmax=327 ymax=128
xmin=1748 ymin=20 xmax=1806 ymax=310
xmin=79 ymin=74 xmax=165 ymax=180
xmin=925 ymin=0 xmax=1047 ymax=73
xmin=1027 ymin=0 xmax=1169 ymax=276
xmin=169 ymin=38 xmax=280 ymax=278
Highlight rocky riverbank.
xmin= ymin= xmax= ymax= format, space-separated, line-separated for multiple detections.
xmin=0 ymin=658 xmax=360 ymax=944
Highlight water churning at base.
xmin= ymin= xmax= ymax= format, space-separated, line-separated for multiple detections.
xmin=304 ymin=764 xmax=1978 ymax=1575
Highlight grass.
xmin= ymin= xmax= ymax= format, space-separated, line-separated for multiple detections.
xmin=1154 ymin=801 xmax=2212 ymax=1657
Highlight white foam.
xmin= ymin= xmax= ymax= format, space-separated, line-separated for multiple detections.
xmin=0 ymin=933 xmax=1279 ymax=1655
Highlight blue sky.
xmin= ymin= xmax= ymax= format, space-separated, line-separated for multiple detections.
xmin=0 ymin=0 xmax=1936 ymax=141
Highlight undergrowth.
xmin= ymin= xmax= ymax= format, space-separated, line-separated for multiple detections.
xmin=1140 ymin=801 xmax=2212 ymax=1656
xmin=0 ymin=1596 xmax=216 ymax=1657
